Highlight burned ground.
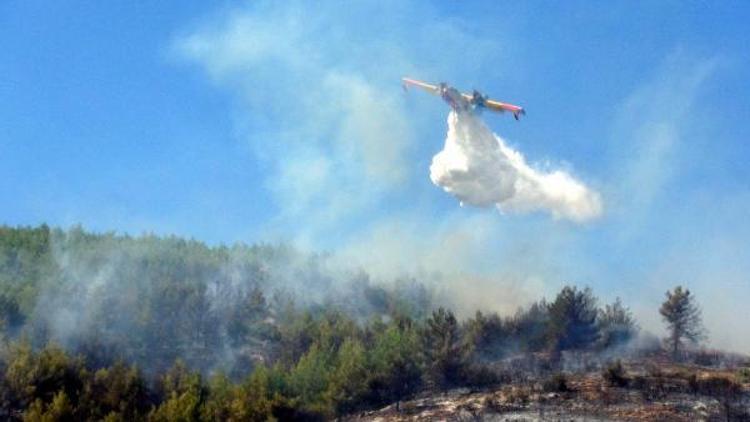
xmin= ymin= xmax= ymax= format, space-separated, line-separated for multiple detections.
xmin=350 ymin=355 xmax=750 ymax=421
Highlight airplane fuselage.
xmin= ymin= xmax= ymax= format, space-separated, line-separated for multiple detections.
xmin=438 ymin=84 xmax=473 ymax=112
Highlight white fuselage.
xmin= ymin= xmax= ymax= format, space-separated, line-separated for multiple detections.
xmin=439 ymin=85 xmax=472 ymax=111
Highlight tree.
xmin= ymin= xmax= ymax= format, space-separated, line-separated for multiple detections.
xmin=659 ymin=286 xmax=706 ymax=359
xmin=77 ymin=361 xmax=151 ymax=421
xmin=326 ymin=339 xmax=369 ymax=415
xmin=232 ymin=365 xmax=279 ymax=422
xmin=3 ymin=342 xmax=84 ymax=413
xmin=464 ymin=311 xmax=512 ymax=362
xmin=0 ymin=295 xmax=25 ymax=338
xmin=598 ymin=298 xmax=638 ymax=349
xmin=367 ymin=323 xmax=422 ymax=410
xmin=547 ymin=286 xmax=599 ymax=351
xmin=420 ymin=308 xmax=466 ymax=389
xmin=149 ymin=360 xmax=205 ymax=422
xmin=287 ymin=344 xmax=333 ymax=416
xmin=23 ymin=390 xmax=74 ymax=422
xmin=226 ymin=287 xmax=274 ymax=348
xmin=199 ymin=373 xmax=232 ymax=421
xmin=511 ymin=300 xmax=549 ymax=352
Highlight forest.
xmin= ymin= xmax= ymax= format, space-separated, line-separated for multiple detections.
xmin=0 ymin=225 xmax=720 ymax=420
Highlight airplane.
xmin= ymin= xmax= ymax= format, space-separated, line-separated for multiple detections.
xmin=402 ymin=77 xmax=525 ymax=120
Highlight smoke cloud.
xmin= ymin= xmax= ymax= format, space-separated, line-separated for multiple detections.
xmin=430 ymin=111 xmax=602 ymax=222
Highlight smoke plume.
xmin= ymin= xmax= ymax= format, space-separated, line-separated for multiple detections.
xmin=430 ymin=111 xmax=602 ymax=222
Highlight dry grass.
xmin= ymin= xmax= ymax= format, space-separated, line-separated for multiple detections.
xmin=348 ymin=356 xmax=749 ymax=421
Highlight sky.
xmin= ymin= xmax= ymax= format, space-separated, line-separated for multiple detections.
xmin=2 ymin=1 xmax=750 ymax=351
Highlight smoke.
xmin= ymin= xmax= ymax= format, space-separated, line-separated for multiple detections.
xmin=430 ymin=111 xmax=602 ymax=222
xmin=174 ymin=5 xmax=744 ymax=354
xmin=12 ymin=227 xmax=446 ymax=377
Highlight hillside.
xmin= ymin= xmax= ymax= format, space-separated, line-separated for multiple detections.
xmin=0 ymin=225 xmax=748 ymax=420
xmin=350 ymin=357 xmax=750 ymax=421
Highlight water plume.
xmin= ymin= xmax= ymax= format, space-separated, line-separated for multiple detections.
xmin=430 ymin=111 xmax=602 ymax=222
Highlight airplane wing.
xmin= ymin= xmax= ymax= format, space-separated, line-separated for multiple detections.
xmin=402 ymin=78 xmax=439 ymax=94
xmin=457 ymin=92 xmax=525 ymax=119
xmin=403 ymin=77 xmax=525 ymax=120
xmin=484 ymin=99 xmax=525 ymax=120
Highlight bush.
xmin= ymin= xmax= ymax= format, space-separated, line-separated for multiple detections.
xmin=691 ymin=349 xmax=721 ymax=367
xmin=695 ymin=375 xmax=744 ymax=420
xmin=459 ymin=363 xmax=505 ymax=389
xmin=542 ymin=373 xmax=570 ymax=393
xmin=602 ymin=360 xmax=628 ymax=387
xmin=735 ymin=367 xmax=750 ymax=384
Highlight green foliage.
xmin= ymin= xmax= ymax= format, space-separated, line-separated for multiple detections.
xmin=77 ymin=361 xmax=151 ymax=421
xmin=367 ymin=322 xmax=422 ymax=405
xmin=464 ymin=310 xmax=513 ymax=361
xmin=421 ymin=308 xmax=467 ymax=390
xmin=510 ymin=300 xmax=549 ymax=352
xmin=0 ymin=294 xmax=25 ymax=337
xmin=23 ymin=390 xmax=74 ymax=422
xmin=3 ymin=342 xmax=85 ymax=412
xmin=326 ymin=339 xmax=369 ymax=415
xmin=148 ymin=390 xmax=203 ymax=422
xmin=0 ymin=225 xmax=54 ymax=314
xmin=198 ymin=373 xmax=233 ymax=421
xmin=0 ymin=225 xmax=655 ymax=419
xmin=149 ymin=360 xmax=205 ymax=422
xmin=597 ymin=298 xmax=638 ymax=349
xmin=737 ymin=367 xmax=750 ymax=384
xmin=226 ymin=287 xmax=277 ymax=349
xmin=659 ymin=286 xmax=706 ymax=359
xmin=232 ymin=365 xmax=282 ymax=421
xmin=276 ymin=308 xmax=318 ymax=366
xmin=547 ymin=286 xmax=599 ymax=351
xmin=287 ymin=344 xmax=334 ymax=416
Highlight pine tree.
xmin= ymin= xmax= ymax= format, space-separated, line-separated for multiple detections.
xmin=511 ymin=300 xmax=549 ymax=352
xmin=659 ymin=286 xmax=706 ymax=359
xmin=287 ymin=344 xmax=333 ymax=415
xmin=326 ymin=339 xmax=369 ymax=415
xmin=149 ymin=360 xmax=205 ymax=422
xmin=23 ymin=390 xmax=74 ymax=422
xmin=368 ymin=323 xmax=422 ymax=409
xmin=234 ymin=365 xmax=277 ymax=422
xmin=464 ymin=311 xmax=511 ymax=362
xmin=0 ymin=295 xmax=24 ymax=338
xmin=421 ymin=308 xmax=466 ymax=389
xmin=547 ymin=286 xmax=600 ymax=351
xmin=598 ymin=298 xmax=638 ymax=349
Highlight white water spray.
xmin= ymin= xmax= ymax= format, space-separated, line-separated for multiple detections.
xmin=430 ymin=111 xmax=602 ymax=222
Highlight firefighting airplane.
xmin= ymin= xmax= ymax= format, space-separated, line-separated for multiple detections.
xmin=402 ymin=77 xmax=525 ymax=120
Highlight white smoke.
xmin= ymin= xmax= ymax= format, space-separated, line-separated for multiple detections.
xmin=430 ymin=111 xmax=602 ymax=222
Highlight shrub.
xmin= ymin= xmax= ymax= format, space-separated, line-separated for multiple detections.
xmin=602 ymin=360 xmax=628 ymax=387
xmin=460 ymin=363 xmax=505 ymax=389
xmin=736 ymin=367 xmax=750 ymax=384
xmin=695 ymin=375 xmax=743 ymax=420
xmin=542 ymin=373 xmax=570 ymax=393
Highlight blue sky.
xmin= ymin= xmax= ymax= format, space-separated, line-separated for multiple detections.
xmin=2 ymin=1 xmax=749 ymax=350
